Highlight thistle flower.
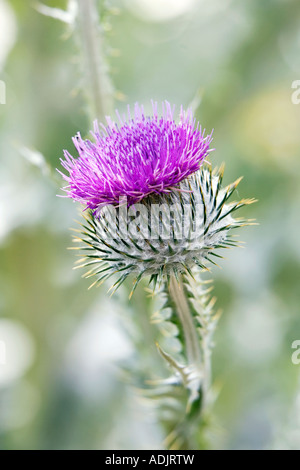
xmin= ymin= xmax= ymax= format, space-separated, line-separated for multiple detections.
xmin=60 ymin=102 xmax=255 ymax=294
xmin=60 ymin=102 xmax=255 ymax=442
xmin=60 ymin=102 xmax=213 ymax=210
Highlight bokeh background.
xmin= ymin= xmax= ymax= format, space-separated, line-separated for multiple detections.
xmin=1 ymin=0 xmax=300 ymax=450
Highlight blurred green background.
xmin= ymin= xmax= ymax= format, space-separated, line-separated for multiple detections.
xmin=0 ymin=0 xmax=300 ymax=450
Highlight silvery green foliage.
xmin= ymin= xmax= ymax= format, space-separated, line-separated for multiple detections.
xmin=35 ymin=0 xmax=78 ymax=25
xmin=73 ymin=165 xmax=255 ymax=295
xmin=144 ymin=272 xmax=221 ymax=449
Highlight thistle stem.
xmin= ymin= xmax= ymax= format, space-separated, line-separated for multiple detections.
xmin=77 ymin=0 xmax=114 ymax=121
xmin=169 ymin=274 xmax=214 ymax=416
xmin=169 ymin=276 xmax=202 ymax=375
xmin=202 ymin=335 xmax=211 ymax=408
xmin=164 ymin=275 xmax=212 ymax=449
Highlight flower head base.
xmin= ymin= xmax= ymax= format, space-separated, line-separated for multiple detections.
xmin=60 ymin=102 xmax=213 ymax=210
xmin=72 ymin=166 xmax=256 ymax=295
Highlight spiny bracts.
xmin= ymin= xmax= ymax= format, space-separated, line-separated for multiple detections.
xmin=71 ymin=165 xmax=255 ymax=295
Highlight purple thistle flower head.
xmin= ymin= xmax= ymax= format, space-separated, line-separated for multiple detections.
xmin=60 ymin=101 xmax=213 ymax=211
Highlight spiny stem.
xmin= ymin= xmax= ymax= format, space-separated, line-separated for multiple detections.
xmin=77 ymin=0 xmax=114 ymax=121
xmin=169 ymin=276 xmax=202 ymax=372
xmin=161 ymin=274 xmax=211 ymax=449
xmin=184 ymin=272 xmax=217 ymax=411
xmin=202 ymin=335 xmax=211 ymax=408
